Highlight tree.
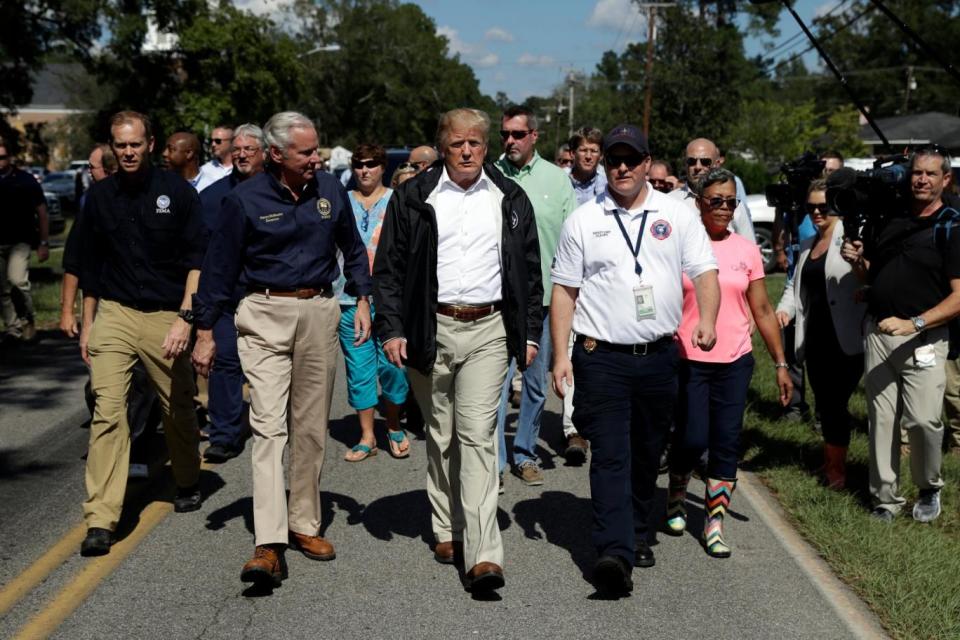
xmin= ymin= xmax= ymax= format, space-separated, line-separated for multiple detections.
xmin=730 ymin=99 xmax=826 ymax=171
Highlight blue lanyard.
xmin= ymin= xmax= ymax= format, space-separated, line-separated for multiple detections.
xmin=612 ymin=209 xmax=649 ymax=278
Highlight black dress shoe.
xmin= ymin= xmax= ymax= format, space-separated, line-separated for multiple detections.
xmin=635 ymin=540 xmax=656 ymax=568
xmin=80 ymin=527 xmax=113 ymax=556
xmin=174 ymin=485 xmax=202 ymax=513
xmin=593 ymin=555 xmax=633 ymax=595
xmin=204 ymin=444 xmax=242 ymax=463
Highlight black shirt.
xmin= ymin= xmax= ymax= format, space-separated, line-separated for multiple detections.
xmin=801 ymin=251 xmax=832 ymax=338
xmin=0 ymin=168 xmax=46 ymax=246
xmin=78 ymin=166 xmax=207 ymax=311
xmin=865 ymin=205 xmax=960 ymax=319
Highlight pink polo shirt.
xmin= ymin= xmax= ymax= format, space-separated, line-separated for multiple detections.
xmin=677 ymin=232 xmax=765 ymax=363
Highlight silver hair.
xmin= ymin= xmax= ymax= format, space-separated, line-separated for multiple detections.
xmin=263 ymin=111 xmax=315 ymax=151
xmin=232 ymin=123 xmax=265 ymax=149
xmin=436 ymin=108 xmax=490 ymax=149
xmin=911 ymin=146 xmax=952 ymax=175
xmin=692 ymin=167 xmax=737 ymax=197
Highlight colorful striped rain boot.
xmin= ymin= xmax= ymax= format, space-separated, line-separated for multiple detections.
xmin=665 ymin=471 xmax=692 ymax=535
xmin=703 ymin=477 xmax=737 ymax=558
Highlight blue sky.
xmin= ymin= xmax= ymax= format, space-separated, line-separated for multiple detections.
xmin=413 ymin=0 xmax=839 ymax=101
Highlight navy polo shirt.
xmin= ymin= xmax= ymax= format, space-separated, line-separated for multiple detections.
xmin=193 ymin=169 xmax=372 ymax=329
xmin=0 ymin=168 xmax=46 ymax=246
xmin=78 ymin=166 xmax=207 ymax=311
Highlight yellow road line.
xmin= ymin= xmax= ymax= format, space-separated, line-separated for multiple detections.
xmin=12 ymin=500 xmax=174 ymax=640
xmin=0 ymin=524 xmax=88 ymax=618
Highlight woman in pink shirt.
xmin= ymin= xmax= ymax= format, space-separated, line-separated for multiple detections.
xmin=665 ymin=168 xmax=792 ymax=558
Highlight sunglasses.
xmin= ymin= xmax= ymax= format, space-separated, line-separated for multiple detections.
xmin=210 ymin=138 xmax=226 ymax=145
xmin=396 ymin=162 xmax=417 ymax=172
xmin=0 ymin=155 xmax=9 ymax=160
xmin=500 ymin=129 xmax=532 ymax=141
xmin=605 ymin=153 xmax=648 ymax=169
xmin=352 ymin=159 xmax=382 ymax=169
xmin=700 ymin=196 xmax=739 ymax=210
xmin=686 ymin=157 xmax=713 ymax=167
xmin=557 ymin=158 xmax=573 ymax=166
xmin=806 ymin=202 xmax=829 ymax=214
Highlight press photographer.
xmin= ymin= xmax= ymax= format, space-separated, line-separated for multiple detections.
xmin=839 ymin=145 xmax=959 ymax=524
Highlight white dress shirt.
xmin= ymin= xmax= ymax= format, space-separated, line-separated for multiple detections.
xmin=428 ymin=167 xmax=504 ymax=304
xmin=195 ymin=159 xmax=233 ymax=192
xmin=552 ymin=186 xmax=717 ymax=344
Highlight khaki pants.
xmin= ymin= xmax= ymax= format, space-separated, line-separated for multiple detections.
xmin=236 ymin=293 xmax=339 ymax=546
xmin=864 ymin=322 xmax=946 ymax=514
xmin=407 ymin=312 xmax=509 ymax=569
xmin=0 ymin=242 xmax=34 ymax=332
xmin=942 ymin=358 xmax=960 ymax=451
xmin=85 ymin=300 xmax=200 ymax=530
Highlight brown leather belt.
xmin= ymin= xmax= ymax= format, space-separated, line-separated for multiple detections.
xmin=247 ymin=285 xmax=332 ymax=299
xmin=437 ymin=302 xmax=502 ymax=322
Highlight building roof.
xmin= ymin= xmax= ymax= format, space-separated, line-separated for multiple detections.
xmin=22 ymin=63 xmax=89 ymax=110
xmin=860 ymin=111 xmax=960 ymax=149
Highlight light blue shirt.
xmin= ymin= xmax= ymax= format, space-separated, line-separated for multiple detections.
xmin=334 ymin=188 xmax=393 ymax=305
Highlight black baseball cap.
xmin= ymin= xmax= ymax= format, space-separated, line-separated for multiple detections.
xmin=603 ymin=124 xmax=649 ymax=155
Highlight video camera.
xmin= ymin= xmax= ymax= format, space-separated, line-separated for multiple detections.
xmin=764 ymin=152 xmax=825 ymax=260
xmin=825 ymin=155 xmax=911 ymax=241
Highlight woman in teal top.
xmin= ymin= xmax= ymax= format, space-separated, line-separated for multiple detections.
xmin=336 ymin=143 xmax=410 ymax=461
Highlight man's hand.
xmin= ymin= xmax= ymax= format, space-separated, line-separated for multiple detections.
xmin=877 ymin=316 xmax=916 ymax=337
xmin=841 ymin=239 xmax=864 ymax=266
xmin=161 ymin=317 xmax=192 ymax=359
xmin=60 ymin=311 xmax=78 ymax=338
xmin=776 ymin=368 xmax=793 ymax=407
xmin=79 ymin=323 xmax=93 ymax=366
xmin=552 ymin=354 xmax=574 ymax=398
xmin=691 ymin=321 xmax=717 ymax=351
xmin=775 ymin=250 xmax=788 ymax=272
xmin=37 ymin=244 xmax=50 ymax=263
xmin=384 ymin=338 xmax=407 ymax=367
xmin=775 ymin=310 xmax=791 ymax=329
xmin=353 ymin=299 xmax=372 ymax=346
xmin=525 ymin=344 xmax=538 ymax=367
xmin=191 ymin=329 xmax=216 ymax=378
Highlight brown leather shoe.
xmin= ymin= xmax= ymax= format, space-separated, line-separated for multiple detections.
xmin=433 ymin=540 xmax=462 ymax=565
xmin=565 ymin=434 xmax=589 ymax=465
xmin=465 ymin=561 xmax=504 ymax=592
xmin=289 ymin=531 xmax=336 ymax=561
xmin=240 ymin=545 xmax=287 ymax=587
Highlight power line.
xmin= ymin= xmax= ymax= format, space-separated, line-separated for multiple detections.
xmin=774 ymin=2 xmax=875 ymax=69
xmin=764 ymin=0 xmax=853 ymax=58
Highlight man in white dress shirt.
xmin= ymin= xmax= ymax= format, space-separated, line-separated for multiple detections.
xmin=373 ymin=108 xmax=543 ymax=594
xmin=196 ymin=125 xmax=234 ymax=191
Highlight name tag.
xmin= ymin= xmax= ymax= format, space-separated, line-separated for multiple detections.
xmin=634 ymin=285 xmax=656 ymax=320
xmin=259 ymin=212 xmax=284 ymax=223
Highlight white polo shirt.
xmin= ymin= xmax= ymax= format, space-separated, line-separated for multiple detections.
xmin=551 ymin=184 xmax=717 ymax=344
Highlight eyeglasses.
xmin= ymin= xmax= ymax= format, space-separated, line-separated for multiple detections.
xmin=557 ymin=158 xmax=573 ymax=167
xmin=232 ymin=145 xmax=261 ymax=156
xmin=396 ymin=162 xmax=417 ymax=172
xmin=806 ymin=202 xmax=829 ymax=214
xmin=686 ymin=157 xmax=713 ymax=168
xmin=352 ymin=159 xmax=382 ymax=169
xmin=605 ymin=153 xmax=648 ymax=169
xmin=500 ymin=129 xmax=532 ymax=141
xmin=700 ymin=196 xmax=739 ymax=210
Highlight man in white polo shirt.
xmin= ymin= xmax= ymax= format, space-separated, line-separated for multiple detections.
xmin=550 ymin=124 xmax=719 ymax=596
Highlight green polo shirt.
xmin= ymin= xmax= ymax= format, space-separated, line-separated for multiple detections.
xmin=495 ymin=152 xmax=576 ymax=306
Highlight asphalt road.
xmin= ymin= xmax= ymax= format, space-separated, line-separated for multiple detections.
xmin=0 ymin=332 xmax=884 ymax=639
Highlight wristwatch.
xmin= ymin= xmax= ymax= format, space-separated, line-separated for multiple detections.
xmin=911 ymin=316 xmax=926 ymax=333
xmin=178 ymin=308 xmax=195 ymax=325
xmin=39 ymin=240 xmax=49 ymax=246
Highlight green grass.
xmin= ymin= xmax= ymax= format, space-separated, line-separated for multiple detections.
xmin=26 ymin=219 xmax=70 ymax=328
xmin=745 ymin=274 xmax=960 ymax=640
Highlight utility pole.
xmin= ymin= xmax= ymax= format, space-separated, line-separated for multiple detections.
xmin=567 ymin=71 xmax=576 ymax=138
xmin=639 ymin=3 xmax=675 ymax=138
xmin=902 ymin=65 xmax=916 ymax=113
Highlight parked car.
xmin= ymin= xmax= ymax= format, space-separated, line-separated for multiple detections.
xmin=746 ymin=194 xmax=776 ymax=273
xmin=41 ymin=171 xmax=78 ymax=211
xmin=44 ymin=191 xmax=66 ymax=236
xmin=25 ymin=166 xmax=46 ymax=183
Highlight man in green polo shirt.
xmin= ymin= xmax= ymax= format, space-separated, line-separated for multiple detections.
xmin=494 ymin=105 xmax=577 ymax=487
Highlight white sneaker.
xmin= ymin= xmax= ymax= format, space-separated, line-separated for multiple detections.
xmin=129 ymin=463 xmax=149 ymax=480
xmin=912 ymin=489 xmax=941 ymax=523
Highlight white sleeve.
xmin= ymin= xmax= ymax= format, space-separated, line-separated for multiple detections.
xmin=732 ymin=201 xmax=756 ymax=244
xmin=679 ymin=212 xmax=717 ymax=279
xmin=550 ymin=215 xmax=585 ymax=288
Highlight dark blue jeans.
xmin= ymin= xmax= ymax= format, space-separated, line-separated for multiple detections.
xmin=670 ymin=353 xmax=754 ymax=480
xmin=572 ymin=340 xmax=678 ymax=564
xmin=207 ymin=311 xmax=246 ymax=450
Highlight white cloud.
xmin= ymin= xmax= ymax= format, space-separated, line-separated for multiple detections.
xmin=587 ymin=0 xmax=637 ymax=30
xmin=438 ymin=25 xmax=501 ymax=68
xmin=475 ymin=53 xmax=500 ymax=68
xmin=814 ymin=0 xmax=842 ymax=17
xmin=484 ymin=26 xmax=514 ymax=42
xmin=517 ymin=53 xmax=555 ymax=67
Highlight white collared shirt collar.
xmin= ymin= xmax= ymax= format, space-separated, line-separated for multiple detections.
xmin=601 ymin=183 xmax=660 ymax=216
xmin=435 ymin=165 xmax=489 ymax=195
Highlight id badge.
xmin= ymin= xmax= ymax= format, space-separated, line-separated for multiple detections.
xmin=634 ymin=285 xmax=656 ymax=320
xmin=914 ymin=344 xmax=936 ymax=369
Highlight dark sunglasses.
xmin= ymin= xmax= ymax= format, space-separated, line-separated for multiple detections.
xmin=806 ymin=202 xmax=830 ymax=214
xmin=700 ymin=196 xmax=738 ymax=210
xmin=396 ymin=162 xmax=417 ymax=172
xmin=500 ymin=129 xmax=531 ymax=141
xmin=686 ymin=157 xmax=713 ymax=167
xmin=0 ymin=155 xmax=8 ymax=160
xmin=210 ymin=138 xmax=225 ymax=145
xmin=352 ymin=159 xmax=382 ymax=169
xmin=557 ymin=158 xmax=573 ymax=166
xmin=605 ymin=153 xmax=648 ymax=169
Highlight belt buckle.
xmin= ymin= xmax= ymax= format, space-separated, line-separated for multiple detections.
xmin=451 ymin=306 xmax=464 ymax=321
xmin=632 ymin=342 xmax=649 ymax=356
xmin=583 ymin=337 xmax=597 ymax=354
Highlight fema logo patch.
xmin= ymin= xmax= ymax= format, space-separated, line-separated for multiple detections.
xmin=155 ymin=194 xmax=171 ymax=214
xmin=317 ymin=198 xmax=332 ymax=219
xmin=650 ymin=219 xmax=672 ymax=240
xmin=510 ymin=210 xmax=519 ymax=229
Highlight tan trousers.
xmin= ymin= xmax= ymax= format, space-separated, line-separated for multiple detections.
xmin=864 ymin=322 xmax=946 ymax=514
xmin=236 ymin=293 xmax=339 ymax=546
xmin=85 ymin=300 xmax=200 ymax=530
xmin=942 ymin=358 xmax=960 ymax=451
xmin=407 ymin=312 xmax=509 ymax=569
xmin=0 ymin=242 xmax=33 ymax=331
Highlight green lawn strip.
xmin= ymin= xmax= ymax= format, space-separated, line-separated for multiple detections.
xmin=27 ymin=222 xmax=69 ymax=328
xmin=742 ymin=274 xmax=960 ymax=639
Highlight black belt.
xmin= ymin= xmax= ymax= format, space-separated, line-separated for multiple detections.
xmin=576 ymin=334 xmax=674 ymax=356
xmin=107 ymin=298 xmax=178 ymax=313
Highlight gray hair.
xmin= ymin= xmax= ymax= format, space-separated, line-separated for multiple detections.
xmin=912 ymin=146 xmax=952 ymax=176
xmin=263 ymin=111 xmax=315 ymax=152
xmin=692 ymin=167 xmax=737 ymax=197
xmin=232 ymin=123 xmax=264 ymax=149
xmin=436 ymin=108 xmax=490 ymax=149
